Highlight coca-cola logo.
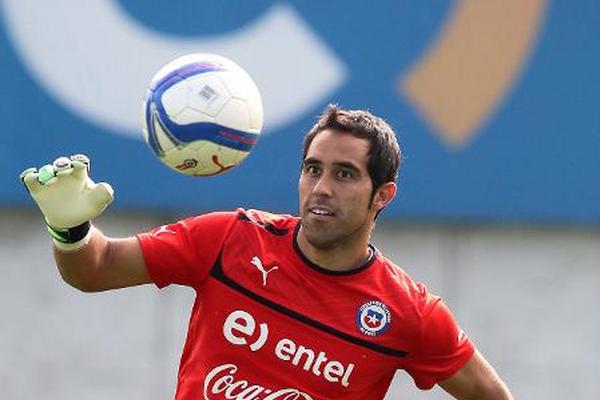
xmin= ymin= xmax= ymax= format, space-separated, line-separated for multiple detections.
xmin=203 ymin=364 xmax=314 ymax=400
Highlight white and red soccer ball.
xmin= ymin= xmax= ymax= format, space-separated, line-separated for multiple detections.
xmin=142 ymin=53 xmax=263 ymax=176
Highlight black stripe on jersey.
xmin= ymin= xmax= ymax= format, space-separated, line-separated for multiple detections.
xmin=210 ymin=253 xmax=408 ymax=358
xmin=237 ymin=212 xmax=289 ymax=236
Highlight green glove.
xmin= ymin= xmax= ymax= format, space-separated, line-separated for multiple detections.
xmin=20 ymin=154 xmax=114 ymax=250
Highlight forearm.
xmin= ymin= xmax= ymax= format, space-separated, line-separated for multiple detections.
xmin=53 ymin=225 xmax=151 ymax=292
xmin=465 ymin=375 xmax=513 ymax=400
xmin=443 ymin=376 xmax=513 ymax=400
xmin=53 ymin=225 xmax=110 ymax=292
xmin=480 ymin=382 xmax=513 ymax=400
xmin=469 ymin=355 xmax=513 ymax=400
xmin=440 ymin=350 xmax=513 ymax=400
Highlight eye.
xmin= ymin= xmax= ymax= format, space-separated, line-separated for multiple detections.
xmin=304 ymin=164 xmax=320 ymax=176
xmin=336 ymin=169 xmax=353 ymax=180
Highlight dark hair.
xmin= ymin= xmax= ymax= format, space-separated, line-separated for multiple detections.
xmin=302 ymin=104 xmax=401 ymax=196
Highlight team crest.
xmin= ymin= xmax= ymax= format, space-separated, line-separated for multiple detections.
xmin=356 ymin=300 xmax=391 ymax=336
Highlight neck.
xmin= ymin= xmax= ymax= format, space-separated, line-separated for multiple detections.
xmin=296 ymin=226 xmax=372 ymax=272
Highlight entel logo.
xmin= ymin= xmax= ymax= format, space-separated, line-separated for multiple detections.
xmin=223 ymin=310 xmax=269 ymax=352
xmin=223 ymin=310 xmax=355 ymax=387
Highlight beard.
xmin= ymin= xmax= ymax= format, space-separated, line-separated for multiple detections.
xmin=299 ymin=212 xmax=371 ymax=250
xmin=301 ymin=222 xmax=341 ymax=249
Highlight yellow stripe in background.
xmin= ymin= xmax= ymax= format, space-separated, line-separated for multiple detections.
xmin=401 ymin=0 xmax=548 ymax=148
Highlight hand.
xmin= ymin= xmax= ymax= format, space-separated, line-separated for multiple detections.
xmin=19 ymin=154 xmax=114 ymax=230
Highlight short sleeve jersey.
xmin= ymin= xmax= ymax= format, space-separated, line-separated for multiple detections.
xmin=137 ymin=209 xmax=474 ymax=400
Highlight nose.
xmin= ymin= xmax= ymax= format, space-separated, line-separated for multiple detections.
xmin=312 ymin=173 xmax=333 ymax=197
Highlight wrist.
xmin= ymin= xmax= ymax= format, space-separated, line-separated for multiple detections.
xmin=47 ymin=221 xmax=92 ymax=252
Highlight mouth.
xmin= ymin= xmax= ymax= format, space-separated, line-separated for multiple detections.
xmin=308 ymin=206 xmax=335 ymax=218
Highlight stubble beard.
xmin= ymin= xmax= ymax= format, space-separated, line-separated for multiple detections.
xmin=302 ymin=224 xmax=340 ymax=250
xmin=300 ymin=213 xmax=371 ymax=251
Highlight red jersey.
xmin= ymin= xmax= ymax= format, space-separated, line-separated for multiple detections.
xmin=138 ymin=209 xmax=474 ymax=400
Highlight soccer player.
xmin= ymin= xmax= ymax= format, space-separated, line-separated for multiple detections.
xmin=20 ymin=105 xmax=513 ymax=399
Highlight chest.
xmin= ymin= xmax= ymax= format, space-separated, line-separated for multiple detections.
xmin=181 ymin=227 xmax=423 ymax=398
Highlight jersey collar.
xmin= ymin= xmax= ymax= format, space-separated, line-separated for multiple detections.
xmin=292 ymin=221 xmax=377 ymax=276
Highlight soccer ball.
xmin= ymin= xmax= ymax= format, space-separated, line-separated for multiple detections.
xmin=142 ymin=53 xmax=263 ymax=176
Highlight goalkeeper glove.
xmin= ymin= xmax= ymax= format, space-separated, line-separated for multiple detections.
xmin=19 ymin=154 xmax=114 ymax=251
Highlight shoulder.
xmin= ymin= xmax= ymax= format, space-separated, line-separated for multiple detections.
xmin=371 ymin=252 xmax=439 ymax=319
xmin=181 ymin=208 xmax=296 ymax=230
xmin=172 ymin=208 xmax=297 ymax=250
xmin=370 ymin=255 xmax=472 ymax=357
xmin=234 ymin=208 xmax=298 ymax=236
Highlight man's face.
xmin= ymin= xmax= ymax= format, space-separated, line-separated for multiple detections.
xmin=299 ymin=128 xmax=378 ymax=249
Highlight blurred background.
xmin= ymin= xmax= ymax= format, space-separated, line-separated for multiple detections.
xmin=1 ymin=0 xmax=599 ymax=398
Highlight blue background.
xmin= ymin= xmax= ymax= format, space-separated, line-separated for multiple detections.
xmin=1 ymin=1 xmax=599 ymax=224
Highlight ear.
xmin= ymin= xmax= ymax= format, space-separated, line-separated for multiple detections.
xmin=372 ymin=182 xmax=397 ymax=212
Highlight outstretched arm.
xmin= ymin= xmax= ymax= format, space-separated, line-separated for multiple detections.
xmin=438 ymin=350 xmax=513 ymax=400
xmin=21 ymin=154 xmax=151 ymax=292
xmin=53 ymin=227 xmax=151 ymax=292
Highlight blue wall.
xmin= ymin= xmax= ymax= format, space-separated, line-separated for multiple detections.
xmin=1 ymin=1 xmax=599 ymax=223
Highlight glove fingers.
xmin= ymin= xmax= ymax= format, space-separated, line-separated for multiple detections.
xmin=70 ymin=161 xmax=90 ymax=180
xmin=70 ymin=154 xmax=90 ymax=170
xmin=53 ymin=156 xmax=74 ymax=178
xmin=53 ymin=156 xmax=72 ymax=171
xmin=56 ymin=168 xmax=74 ymax=178
xmin=70 ymin=154 xmax=90 ymax=179
xmin=89 ymin=182 xmax=114 ymax=208
xmin=21 ymin=169 xmax=42 ymax=194
xmin=71 ymin=160 xmax=86 ymax=170
xmin=19 ymin=167 xmax=37 ymax=181
xmin=37 ymin=164 xmax=56 ymax=185
xmin=44 ymin=177 xmax=59 ymax=186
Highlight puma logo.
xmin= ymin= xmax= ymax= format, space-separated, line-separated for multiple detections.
xmin=250 ymin=256 xmax=279 ymax=287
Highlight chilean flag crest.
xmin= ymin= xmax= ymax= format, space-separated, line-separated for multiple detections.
xmin=356 ymin=300 xmax=392 ymax=336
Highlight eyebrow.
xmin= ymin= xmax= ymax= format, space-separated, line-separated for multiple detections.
xmin=303 ymin=157 xmax=362 ymax=174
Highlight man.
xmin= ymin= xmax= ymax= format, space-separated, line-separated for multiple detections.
xmin=21 ymin=105 xmax=513 ymax=399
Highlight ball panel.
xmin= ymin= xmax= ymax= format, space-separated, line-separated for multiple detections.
xmin=247 ymin=91 xmax=264 ymax=133
xmin=217 ymin=70 xmax=249 ymax=100
xmin=173 ymin=108 xmax=214 ymax=126
xmin=160 ymin=141 xmax=250 ymax=176
xmin=151 ymin=53 xmax=226 ymax=85
xmin=141 ymin=98 xmax=150 ymax=143
xmin=152 ymin=116 xmax=177 ymax=153
xmin=217 ymin=98 xmax=251 ymax=132
xmin=160 ymin=80 xmax=192 ymax=118
xmin=217 ymin=70 xmax=263 ymax=132
xmin=157 ymin=110 xmax=257 ymax=153
xmin=143 ymin=98 xmax=169 ymax=157
xmin=186 ymin=74 xmax=230 ymax=117
xmin=210 ymin=144 xmax=248 ymax=172
xmin=161 ymin=143 xmax=206 ymax=176
xmin=192 ymin=142 xmax=249 ymax=176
